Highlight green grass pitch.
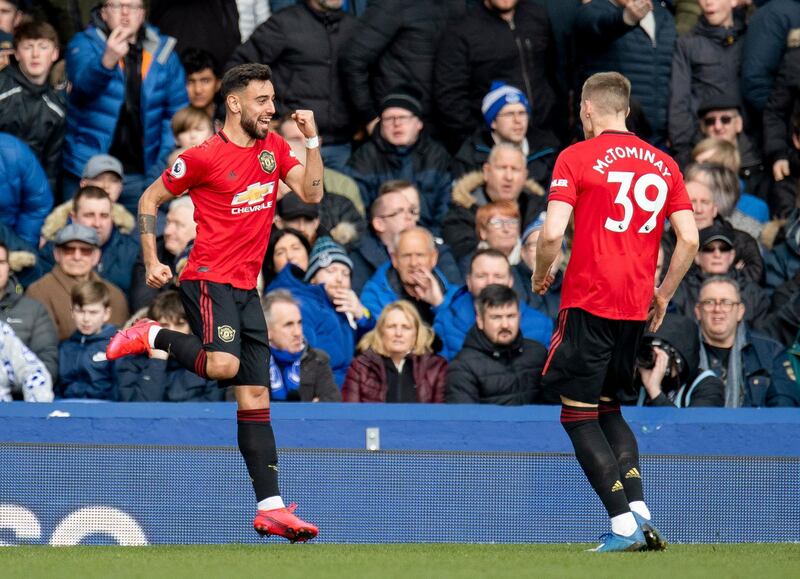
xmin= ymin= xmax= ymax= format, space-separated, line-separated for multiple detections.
xmin=1 ymin=544 xmax=798 ymax=579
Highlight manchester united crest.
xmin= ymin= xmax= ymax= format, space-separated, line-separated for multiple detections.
xmin=259 ymin=150 xmax=276 ymax=174
xmin=218 ymin=325 xmax=236 ymax=343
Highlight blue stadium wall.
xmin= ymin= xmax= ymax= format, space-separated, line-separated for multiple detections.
xmin=0 ymin=403 xmax=798 ymax=546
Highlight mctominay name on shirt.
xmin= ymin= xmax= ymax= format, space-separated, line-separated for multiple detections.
xmin=592 ymin=146 xmax=672 ymax=178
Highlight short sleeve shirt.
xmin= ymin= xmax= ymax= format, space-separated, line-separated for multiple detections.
xmin=161 ymin=130 xmax=301 ymax=290
xmin=548 ymin=131 xmax=692 ymax=320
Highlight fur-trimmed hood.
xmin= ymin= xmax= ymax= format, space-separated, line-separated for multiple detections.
xmin=450 ymin=170 xmax=546 ymax=210
xmin=40 ymin=200 xmax=136 ymax=241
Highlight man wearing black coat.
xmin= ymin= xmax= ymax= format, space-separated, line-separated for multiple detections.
xmin=446 ymin=284 xmax=547 ymax=405
xmin=434 ymin=0 xmax=559 ymax=149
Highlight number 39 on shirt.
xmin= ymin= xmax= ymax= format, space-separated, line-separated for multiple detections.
xmin=604 ymin=171 xmax=668 ymax=234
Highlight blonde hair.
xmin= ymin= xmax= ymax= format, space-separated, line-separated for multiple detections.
xmin=357 ymin=300 xmax=434 ymax=356
xmin=692 ymin=137 xmax=741 ymax=173
xmin=581 ymin=72 xmax=631 ymax=117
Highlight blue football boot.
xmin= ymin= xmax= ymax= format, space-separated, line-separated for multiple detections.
xmin=586 ymin=527 xmax=646 ymax=553
xmin=633 ymin=512 xmax=668 ymax=551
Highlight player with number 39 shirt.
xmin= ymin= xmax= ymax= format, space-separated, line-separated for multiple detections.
xmin=533 ymin=73 xmax=699 ymax=553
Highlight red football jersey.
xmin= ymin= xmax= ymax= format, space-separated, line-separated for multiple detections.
xmin=548 ymin=131 xmax=692 ymax=320
xmin=162 ymin=130 xmax=301 ymax=290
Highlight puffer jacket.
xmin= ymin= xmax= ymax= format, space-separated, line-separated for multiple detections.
xmin=0 ymin=278 xmax=59 ymax=382
xmin=435 ymin=0 xmax=559 ymax=145
xmin=0 ymin=62 xmax=66 ymax=189
xmin=575 ymin=0 xmax=676 ymax=146
xmin=442 ymin=170 xmax=546 ymax=260
xmin=226 ymin=1 xmax=357 ymax=144
xmin=433 ymin=285 xmax=552 ymax=361
xmin=266 ymin=264 xmax=374 ymax=386
xmin=58 ymin=324 xmax=116 ymax=400
xmin=64 ymin=12 xmax=188 ymax=178
xmin=339 ymin=0 xmax=466 ymax=124
xmin=446 ymin=325 xmax=547 ymax=405
xmin=668 ymin=14 xmax=746 ymax=158
xmin=342 ymin=349 xmax=447 ymax=403
xmin=0 ymin=133 xmax=53 ymax=248
xmin=114 ymin=354 xmax=223 ymax=402
xmin=346 ymin=130 xmax=452 ymax=235
xmin=741 ymin=0 xmax=800 ymax=111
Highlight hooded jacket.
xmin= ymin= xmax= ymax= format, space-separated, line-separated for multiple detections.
xmin=446 ymin=325 xmax=547 ymax=405
xmin=634 ymin=313 xmax=725 ymax=407
xmin=58 ymin=323 xmax=117 ymax=400
xmin=668 ymin=14 xmax=747 ymax=157
xmin=64 ymin=8 xmax=188 ymax=178
xmin=433 ymin=285 xmax=552 ymax=361
xmin=0 ymin=62 xmax=66 ymax=189
xmin=266 ymin=264 xmax=373 ymax=387
xmin=0 ymin=278 xmax=59 ymax=382
xmin=227 ymin=1 xmax=357 ymax=144
xmin=442 ymin=170 xmax=547 ymax=260
xmin=346 ymin=129 xmax=452 ymax=235
xmin=342 ymin=348 xmax=447 ymax=403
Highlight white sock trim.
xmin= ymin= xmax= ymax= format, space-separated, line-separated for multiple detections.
xmin=258 ymin=496 xmax=285 ymax=511
xmin=629 ymin=501 xmax=651 ymax=521
xmin=610 ymin=512 xmax=638 ymax=537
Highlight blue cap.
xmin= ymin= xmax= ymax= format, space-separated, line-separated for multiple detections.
xmin=481 ymin=81 xmax=530 ymax=128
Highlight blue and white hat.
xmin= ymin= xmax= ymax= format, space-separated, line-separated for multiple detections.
xmin=481 ymin=81 xmax=530 ymax=129
xmin=304 ymin=237 xmax=353 ymax=282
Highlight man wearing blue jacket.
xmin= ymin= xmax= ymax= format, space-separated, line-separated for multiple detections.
xmin=63 ymin=1 xmax=188 ymax=213
xmin=434 ymin=248 xmax=552 ymax=361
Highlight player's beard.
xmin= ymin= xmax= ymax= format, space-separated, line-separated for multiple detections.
xmin=241 ymin=112 xmax=269 ymax=140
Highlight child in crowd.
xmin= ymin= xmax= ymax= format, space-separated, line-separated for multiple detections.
xmin=167 ymin=106 xmax=215 ymax=167
xmin=114 ymin=291 xmax=223 ymax=402
xmin=58 ymin=281 xmax=116 ymax=400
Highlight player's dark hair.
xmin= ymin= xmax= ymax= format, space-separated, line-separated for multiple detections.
xmin=468 ymin=248 xmax=509 ymax=275
xmin=180 ymin=47 xmax=219 ymax=78
xmin=71 ymin=280 xmax=110 ymax=309
xmin=13 ymin=20 xmax=59 ymax=48
xmin=73 ymin=186 xmax=111 ymax=214
xmin=147 ymin=290 xmax=187 ymax=325
xmin=221 ymin=63 xmax=272 ymax=98
xmin=475 ymin=284 xmax=519 ymax=317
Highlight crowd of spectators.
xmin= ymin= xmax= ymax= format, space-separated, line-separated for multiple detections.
xmin=1 ymin=0 xmax=799 ymax=408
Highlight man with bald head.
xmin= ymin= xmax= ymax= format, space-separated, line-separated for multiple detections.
xmin=360 ymin=226 xmax=457 ymax=325
xmin=443 ymin=143 xmax=547 ymax=260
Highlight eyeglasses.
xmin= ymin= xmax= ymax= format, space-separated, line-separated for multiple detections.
xmin=104 ymin=2 xmax=145 ymax=12
xmin=381 ymin=114 xmax=415 ymax=125
xmin=698 ymin=299 xmax=740 ymax=312
xmin=378 ymin=207 xmax=420 ymax=219
xmin=60 ymin=245 xmax=95 ymax=257
xmin=703 ymin=114 xmax=735 ymax=127
xmin=486 ymin=217 xmax=519 ymax=229
xmin=495 ymin=110 xmax=528 ymax=120
xmin=700 ymin=243 xmax=733 ymax=254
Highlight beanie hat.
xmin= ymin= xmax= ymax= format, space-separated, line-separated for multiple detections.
xmin=380 ymin=85 xmax=423 ymax=118
xmin=304 ymin=236 xmax=353 ymax=282
xmin=481 ymin=81 xmax=530 ymax=129
xmin=521 ymin=212 xmax=546 ymax=245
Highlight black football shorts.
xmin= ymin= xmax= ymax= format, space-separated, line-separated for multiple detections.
xmin=541 ymin=307 xmax=646 ymax=405
xmin=180 ymin=280 xmax=270 ymax=388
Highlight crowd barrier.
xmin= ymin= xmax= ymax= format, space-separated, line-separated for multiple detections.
xmin=0 ymin=403 xmax=798 ymax=545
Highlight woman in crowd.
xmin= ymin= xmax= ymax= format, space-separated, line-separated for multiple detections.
xmin=342 ymin=300 xmax=447 ymax=403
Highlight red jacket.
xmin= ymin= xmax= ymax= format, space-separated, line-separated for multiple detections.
xmin=342 ymin=349 xmax=447 ymax=403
